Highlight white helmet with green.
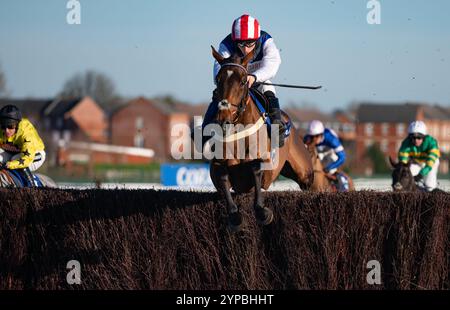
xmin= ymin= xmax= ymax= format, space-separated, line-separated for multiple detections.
xmin=408 ymin=120 xmax=427 ymax=136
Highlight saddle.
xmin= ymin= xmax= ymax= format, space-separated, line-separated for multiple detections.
xmin=249 ymin=88 xmax=270 ymax=113
xmin=249 ymin=88 xmax=292 ymax=138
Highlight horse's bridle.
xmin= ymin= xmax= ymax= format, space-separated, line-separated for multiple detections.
xmin=217 ymin=62 xmax=250 ymax=123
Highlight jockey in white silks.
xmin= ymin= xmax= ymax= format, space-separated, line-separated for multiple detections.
xmin=200 ymin=14 xmax=285 ymax=147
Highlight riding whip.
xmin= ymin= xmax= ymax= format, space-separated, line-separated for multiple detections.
xmin=255 ymin=82 xmax=322 ymax=90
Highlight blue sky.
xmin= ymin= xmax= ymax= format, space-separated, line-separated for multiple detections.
xmin=0 ymin=0 xmax=449 ymax=112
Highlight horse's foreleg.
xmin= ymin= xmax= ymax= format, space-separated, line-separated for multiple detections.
xmin=250 ymin=161 xmax=263 ymax=208
xmin=250 ymin=161 xmax=273 ymax=225
xmin=216 ymin=165 xmax=242 ymax=231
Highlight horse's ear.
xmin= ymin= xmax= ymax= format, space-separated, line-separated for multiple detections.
xmin=389 ymin=156 xmax=397 ymax=168
xmin=211 ymin=45 xmax=225 ymax=64
xmin=241 ymin=48 xmax=255 ymax=68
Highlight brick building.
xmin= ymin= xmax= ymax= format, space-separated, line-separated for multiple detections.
xmin=111 ymin=97 xmax=207 ymax=162
xmin=40 ymin=97 xmax=109 ymax=166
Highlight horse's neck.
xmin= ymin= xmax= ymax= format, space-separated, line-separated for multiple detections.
xmin=308 ymin=148 xmax=322 ymax=170
xmin=313 ymin=156 xmax=323 ymax=171
xmin=240 ymin=96 xmax=262 ymax=125
xmin=222 ymin=96 xmax=267 ymax=164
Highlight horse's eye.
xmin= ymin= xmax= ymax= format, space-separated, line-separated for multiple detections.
xmin=241 ymin=78 xmax=247 ymax=86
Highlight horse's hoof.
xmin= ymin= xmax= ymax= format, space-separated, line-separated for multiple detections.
xmin=227 ymin=212 xmax=243 ymax=233
xmin=255 ymin=207 xmax=274 ymax=225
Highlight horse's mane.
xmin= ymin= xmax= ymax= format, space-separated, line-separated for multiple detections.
xmin=306 ymin=143 xmax=318 ymax=156
xmin=306 ymin=144 xmax=323 ymax=169
xmin=222 ymin=54 xmax=244 ymax=66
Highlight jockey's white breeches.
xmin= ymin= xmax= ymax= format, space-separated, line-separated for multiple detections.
xmin=410 ymin=159 xmax=439 ymax=191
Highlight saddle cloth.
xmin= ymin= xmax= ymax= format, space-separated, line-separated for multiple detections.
xmin=249 ymin=88 xmax=292 ymax=138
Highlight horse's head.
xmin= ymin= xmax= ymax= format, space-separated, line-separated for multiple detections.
xmin=305 ymin=142 xmax=322 ymax=170
xmin=211 ymin=46 xmax=255 ymax=129
xmin=305 ymin=139 xmax=317 ymax=157
xmin=306 ymin=142 xmax=316 ymax=158
xmin=390 ymin=156 xmax=415 ymax=191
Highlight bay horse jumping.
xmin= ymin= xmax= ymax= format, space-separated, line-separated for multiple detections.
xmin=206 ymin=46 xmax=313 ymax=231
xmin=306 ymin=143 xmax=354 ymax=192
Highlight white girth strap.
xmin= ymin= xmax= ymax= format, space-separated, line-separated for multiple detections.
xmin=214 ymin=117 xmax=266 ymax=142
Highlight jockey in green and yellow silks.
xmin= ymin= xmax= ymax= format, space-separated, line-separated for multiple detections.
xmin=398 ymin=121 xmax=440 ymax=191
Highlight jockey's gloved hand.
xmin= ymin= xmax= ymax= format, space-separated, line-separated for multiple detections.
xmin=414 ymin=174 xmax=423 ymax=183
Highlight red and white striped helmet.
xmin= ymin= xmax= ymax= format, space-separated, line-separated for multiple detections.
xmin=232 ymin=14 xmax=260 ymax=41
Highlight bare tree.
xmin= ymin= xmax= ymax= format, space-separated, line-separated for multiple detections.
xmin=0 ymin=63 xmax=6 ymax=97
xmin=60 ymin=70 xmax=119 ymax=107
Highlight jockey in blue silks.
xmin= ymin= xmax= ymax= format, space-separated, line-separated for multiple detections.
xmin=304 ymin=120 xmax=349 ymax=191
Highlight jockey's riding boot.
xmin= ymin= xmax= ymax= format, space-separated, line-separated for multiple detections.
xmin=265 ymin=92 xmax=286 ymax=147
xmin=18 ymin=167 xmax=36 ymax=188
xmin=336 ymin=172 xmax=350 ymax=192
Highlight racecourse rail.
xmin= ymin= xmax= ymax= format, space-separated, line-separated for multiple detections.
xmin=57 ymin=178 xmax=450 ymax=191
